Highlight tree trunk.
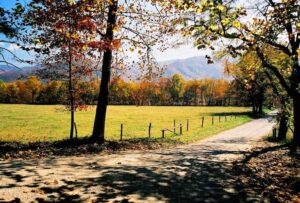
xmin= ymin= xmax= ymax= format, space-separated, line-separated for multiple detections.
xmin=258 ymin=90 xmax=264 ymax=115
xmin=292 ymin=94 xmax=300 ymax=150
xmin=258 ymin=101 xmax=263 ymax=115
xmin=252 ymin=103 xmax=256 ymax=114
xmin=32 ymin=92 xmax=34 ymax=104
xmin=92 ymin=1 xmax=118 ymax=143
xmin=68 ymin=17 xmax=74 ymax=141
xmin=69 ymin=52 xmax=74 ymax=140
xmin=278 ymin=113 xmax=288 ymax=140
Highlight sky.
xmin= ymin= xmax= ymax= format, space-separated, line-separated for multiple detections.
xmin=0 ymin=0 xmax=206 ymax=68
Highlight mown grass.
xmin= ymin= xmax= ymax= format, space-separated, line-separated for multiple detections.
xmin=0 ymin=104 xmax=253 ymax=144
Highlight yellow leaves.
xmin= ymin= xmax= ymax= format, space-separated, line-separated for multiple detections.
xmin=195 ymin=7 xmax=202 ymax=14
xmin=209 ymin=25 xmax=218 ymax=31
xmin=68 ymin=0 xmax=75 ymax=5
xmin=182 ymin=30 xmax=192 ymax=37
xmin=86 ymin=6 xmax=92 ymax=12
xmin=82 ymin=45 xmax=88 ymax=51
xmin=32 ymin=38 xmax=41 ymax=45
xmin=232 ymin=21 xmax=241 ymax=28
xmin=216 ymin=5 xmax=225 ymax=12
xmin=201 ymin=0 xmax=208 ymax=7
xmin=113 ymin=25 xmax=120 ymax=32
xmin=221 ymin=18 xmax=230 ymax=26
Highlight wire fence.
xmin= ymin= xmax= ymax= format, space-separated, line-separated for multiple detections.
xmin=118 ymin=114 xmax=239 ymax=142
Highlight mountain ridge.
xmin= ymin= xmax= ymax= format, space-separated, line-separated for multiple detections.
xmin=0 ymin=56 xmax=226 ymax=82
xmin=160 ymin=56 xmax=225 ymax=80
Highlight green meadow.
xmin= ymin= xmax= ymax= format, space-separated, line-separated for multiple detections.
xmin=0 ymin=104 xmax=253 ymax=143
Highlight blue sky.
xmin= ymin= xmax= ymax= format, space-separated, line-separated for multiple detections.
xmin=0 ymin=0 xmax=204 ymax=68
xmin=0 ymin=0 xmax=21 ymax=9
xmin=0 ymin=0 xmax=35 ymax=67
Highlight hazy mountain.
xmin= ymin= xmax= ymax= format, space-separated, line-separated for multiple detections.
xmin=0 ymin=65 xmax=38 ymax=82
xmin=160 ymin=56 xmax=225 ymax=80
xmin=0 ymin=56 xmax=226 ymax=82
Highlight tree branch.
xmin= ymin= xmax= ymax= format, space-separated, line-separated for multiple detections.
xmin=256 ymin=47 xmax=293 ymax=96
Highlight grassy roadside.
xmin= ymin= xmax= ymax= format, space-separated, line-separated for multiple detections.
xmin=0 ymin=105 xmax=253 ymax=144
xmin=0 ymin=105 xmax=256 ymax=160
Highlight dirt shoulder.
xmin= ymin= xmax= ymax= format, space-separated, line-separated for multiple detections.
xmin=234 ymin=144 xmax=300 ymax=203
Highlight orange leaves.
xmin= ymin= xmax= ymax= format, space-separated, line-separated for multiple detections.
xmin=111 ymin=39 xmax=121 ymax=49
xmin=88 ymin=39 xmax=121 ymax=50
xmin=77 ymin=16 xmax=97 ymax=31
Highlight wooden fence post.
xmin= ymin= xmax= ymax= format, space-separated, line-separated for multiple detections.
xmin=120 ymin=124 xmax=123 ymax=142
xmin=187 ymin=119 xmax=189 ymax=132
xmin=162 ymin=129 xmax=165 ymax=139
xmin=202 ymin=117 xmax=204 ymax=128
xmin=148 ymin=123 xmax=152 ymax=140
xmin=174 ymin=120 xmax=176 ymax=133
xmin=225 ymin=115 xmax=227 ymax=122
xmin=212 ymin=116 xmax=214 ymax=125
xmin=180 ymin=124 xmax=183 ymax=135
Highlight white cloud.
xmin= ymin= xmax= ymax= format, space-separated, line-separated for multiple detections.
xmin=154 ymin=44 xmax=209 ymax=62
xmin=7 ymin=44 xmax=20 ymax=52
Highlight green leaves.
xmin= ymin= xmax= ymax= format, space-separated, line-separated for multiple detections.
xmin=13 ymin=2 xmax=25 ymax=14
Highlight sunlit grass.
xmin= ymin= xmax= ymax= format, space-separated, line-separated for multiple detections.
xmin=0 ymin=104 xmax=253 ymax=143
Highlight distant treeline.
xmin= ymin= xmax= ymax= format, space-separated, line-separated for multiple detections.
xmin=0 ymin=74 xmax=253 ymax=106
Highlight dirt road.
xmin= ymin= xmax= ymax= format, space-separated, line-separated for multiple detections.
xmin=0 ymin=114 xmax=276 ymax=202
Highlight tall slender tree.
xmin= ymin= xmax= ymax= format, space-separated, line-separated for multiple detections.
xmin=74 ymin=0 xmax=177 ymax=143
xmin=24 ymin=0 xmax=96 ymax=140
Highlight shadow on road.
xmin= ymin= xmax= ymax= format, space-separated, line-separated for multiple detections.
xmin=0 ymin=144 xmax=265 ymax=203
xmin=0 ymin=113 xmax=279 ymax=202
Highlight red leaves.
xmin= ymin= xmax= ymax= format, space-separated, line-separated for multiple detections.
xmin=88 ymin=39 xmax=121 ymax=50
xmin=77 ymin=16 xmax=96 ymax=31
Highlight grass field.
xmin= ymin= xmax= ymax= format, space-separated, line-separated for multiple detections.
xmin=0 ymin=104 xmax=253 ymax=144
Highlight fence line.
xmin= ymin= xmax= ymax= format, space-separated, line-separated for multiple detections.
xmin=118 ymin=114 xmax=240 ymax=142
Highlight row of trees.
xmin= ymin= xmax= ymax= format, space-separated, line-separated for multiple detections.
xmin=0 ymin=74 xmax=256 ymax=107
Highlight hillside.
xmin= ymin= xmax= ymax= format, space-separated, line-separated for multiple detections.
xmin=0 ymin=56 xmax=225 ymax=82
xmin=161 ymin=56 xmax=224 ymax=80
xmin=0 ymin=65 xmax=37 ymax=82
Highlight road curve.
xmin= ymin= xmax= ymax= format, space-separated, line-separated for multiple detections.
xmin=0 ymin=113 xmax=276 ymax=202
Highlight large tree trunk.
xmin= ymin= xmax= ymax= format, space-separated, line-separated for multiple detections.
xmin=92 ymin=1 xmax=118 ymax=143
xmin=292 ymin=94 xmax=300 ymax=149
xmin=278 ymin=112 xmax=288 ymax=140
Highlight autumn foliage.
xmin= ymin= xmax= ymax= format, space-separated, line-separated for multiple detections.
xmin=0 ymin=74 xmax=251 ymax=107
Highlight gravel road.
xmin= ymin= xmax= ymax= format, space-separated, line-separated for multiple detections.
xmin=0 ymin=113 xmax=276 ymax=202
